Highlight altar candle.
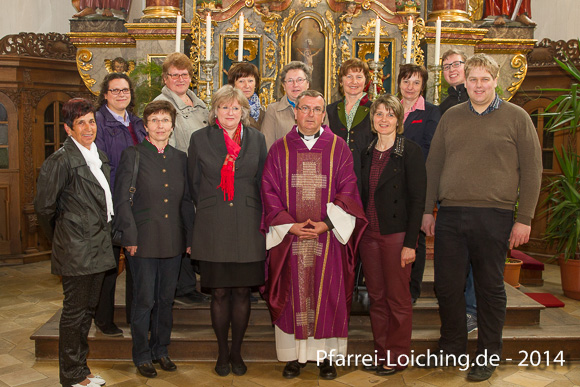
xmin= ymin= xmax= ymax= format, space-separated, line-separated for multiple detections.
xmin=374 ymin=17 xmax=380 ymax=62
xmin=238 ymin=13 xmax=244 ymax=62
xmin=175 ymin=13 xmax=182 ymax=53
xmin=205 ymin=13 xmax=211 ymax=60
xmin=435 ymin=17 xmax=441 ymax=65
xmin=406 ymin=17 xmax=413 ymax=64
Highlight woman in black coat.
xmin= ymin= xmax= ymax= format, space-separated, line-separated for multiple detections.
xmin=35 ymin=98 xmax=115 ymax=387
xmin=326 ymin=58 xmax=374 ymax=191
xmin=188 ymin=85 xmax=267 ymax=377
xmin=114 ymin=100 xmax=194 ymax=379
xmin=359 ymin=94 xmax=426 ymax=375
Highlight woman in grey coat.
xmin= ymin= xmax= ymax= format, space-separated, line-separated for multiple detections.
xmin=188 ymin=85 xmax=267 ymax=377
xmin=35 ymin=98 xmax=115 ymax=387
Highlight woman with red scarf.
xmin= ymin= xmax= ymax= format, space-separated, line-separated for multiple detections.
xmin=188 ymin=85 xmax=267 ymax=377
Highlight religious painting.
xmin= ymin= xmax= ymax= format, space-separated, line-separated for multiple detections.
xmin=353 ymin=38 xmax=396 ymax=95
xmin=290 ymin=18 xmax=326 ymax=96
xmin=219 ymin=35 xmax=262 ymax=88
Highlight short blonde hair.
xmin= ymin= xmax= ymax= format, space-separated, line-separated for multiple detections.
xmin=370 ymin=94 xmax=404 ymax=135
xmin=465 ymin=53 xmax=499 ymax=80
xmin=208 ymin=85 xmax=251 ymax=126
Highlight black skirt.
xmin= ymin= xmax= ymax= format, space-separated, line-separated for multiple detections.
xmin=199 ymin=260 xmax=265 ymax=288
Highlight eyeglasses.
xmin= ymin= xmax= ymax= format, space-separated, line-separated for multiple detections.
xmin=108 ymin=88 xmax=131 ymax=95
xmin=296 ymin=105 xmax=325 ymax=114
xmin=166 ymin=73 xmax=191 ymax=80
xmin=218 ymin=106 xmax=241 ymax=112
xmin=442 ymin=61 xmax=465 ymax=71
xmin=148 ymin=118 xmax=171 ymax=125
xmin=284 ymin=77 xmax=307 ymax=85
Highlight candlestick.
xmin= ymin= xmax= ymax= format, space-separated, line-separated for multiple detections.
xmin=434 ymin=17 xmax=441 ymax=66
xmin=200 ymin=59 xmax=218 ymax=108
xmin=238 ymin=13 xmax=244 ymax=62
xmin=175 ymin=13 xmax=182 ymax=53
xmin=406 ymin=17 xmax=413 ymax=64
xmin=368 ymin=60 xmax=384 ymax=102
xmin=205 ymin=13 xmax=212 ymax=61
xmin=374 ymin=17 xmax=380 ymax=63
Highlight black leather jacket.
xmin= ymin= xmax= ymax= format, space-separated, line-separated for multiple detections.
xmin=35 ymin=137 xmax=116 ymax=276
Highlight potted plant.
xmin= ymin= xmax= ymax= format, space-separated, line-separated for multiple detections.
xmin=504 ymin=250 xmax=523 ymax=288
xmin=129 ymin=60 xmax=164 ymax=117
xmin=540 ymin=45 xmax=580 ymax=300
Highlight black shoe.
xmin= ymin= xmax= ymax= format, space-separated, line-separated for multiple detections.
xmin=318 ymin=359 xmax=337 ymax=380
xmin=363 ymin=363 xmax=378 ymax=371
xmin=467 ymin=364 xmax=496 ymax=381
xmin=282 ymin=360 xmax=304 ymax=379
xmin=376 ymin=365 xmax=396 ymax=376
xmin=215 ymin=362 xmax=230 ymax=377
xmin=153 ymin=356 xmax=177 ymax=371
xmin=96 ymin=323 xmax=123 ymax=337
xmin=136 ymin=363 xmax=157 ymax=378
xmin=231 ymin=359 xmax=247 ymax=376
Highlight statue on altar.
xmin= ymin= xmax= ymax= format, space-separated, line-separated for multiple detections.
xmin=484 ymin=0 xmax=536 ymax=26
xmin=72 ymin=0 xmax=131 ymax=18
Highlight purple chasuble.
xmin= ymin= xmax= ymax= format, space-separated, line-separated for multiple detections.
xmin=261 ymin=126 xmax=367 ymax=340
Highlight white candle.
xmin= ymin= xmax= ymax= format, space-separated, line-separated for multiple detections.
xmin=406 ymin=17 xmax=413 ymax=64
xmin=238 ymin=13 xmax=244 ymax=62
xmin=175 ymin=13 xmax=182 ymax=53
xmin=374 ymin=17 xmax=380 ymax=62
xmin=205 ymin=13 xmax=211 ymax=60
xmin=435 ymin=17 xmax=441 ymax=65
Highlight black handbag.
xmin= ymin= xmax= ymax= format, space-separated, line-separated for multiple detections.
xmin=112 ymin=148 xmax=140 ymax=247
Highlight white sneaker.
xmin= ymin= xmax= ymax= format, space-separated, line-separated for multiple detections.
xmin=88 ymin=375 xmax=106 ymax=386
xmin=71 ymin=382 xmax=100 ymax=387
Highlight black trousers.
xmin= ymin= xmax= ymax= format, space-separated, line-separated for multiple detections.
xmin=94 ymin=246 xmax=120 ymax=327
xmin=434 ymin=206 xmax=512 ymax=359
xmin=410 ymin=231 xmax=426 ymax=299
xmin=59 ymin=272 xmax=105 ymax=386
xmin=175 ymin=254 xmax=197 ymax=297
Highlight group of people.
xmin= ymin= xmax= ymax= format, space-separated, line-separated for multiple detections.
xmin=34 ymin=49 xmax=542 ymax=387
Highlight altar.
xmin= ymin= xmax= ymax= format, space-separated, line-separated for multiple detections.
xmin=68 ymin=0 xmax=536 ymax=108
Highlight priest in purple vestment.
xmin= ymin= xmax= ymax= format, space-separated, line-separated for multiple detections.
xmin=261 ymin=90 xmax=367 ymax=380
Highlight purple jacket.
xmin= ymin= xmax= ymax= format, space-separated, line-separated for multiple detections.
xmin=95 ymin=105 xmax=146 ymax=191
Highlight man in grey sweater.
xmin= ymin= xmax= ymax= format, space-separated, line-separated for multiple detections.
xmin=422 ymin=54 xmax=542 ymax=381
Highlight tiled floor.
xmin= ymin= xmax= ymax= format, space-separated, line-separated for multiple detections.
xmin=0 ymin=260 xmax=579 ymax=387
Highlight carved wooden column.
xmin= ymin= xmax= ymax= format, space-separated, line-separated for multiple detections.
xmin=428 ymin=0 xmax=471 ymax=23
xmin=142 ymin=0 xmax=180 ymax=18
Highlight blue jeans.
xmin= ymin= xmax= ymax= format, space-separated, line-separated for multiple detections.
xmin=128 ymin=255 xmax=181 ymax=366
xmin=465 ymin=266 xmax=477 ymax=317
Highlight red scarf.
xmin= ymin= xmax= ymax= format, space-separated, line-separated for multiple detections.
xmin=216 ymin=119 xmax=242 ymax=201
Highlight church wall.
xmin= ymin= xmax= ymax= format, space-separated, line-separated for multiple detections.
xmin=531 ymin=0 xmax=580 ymax=42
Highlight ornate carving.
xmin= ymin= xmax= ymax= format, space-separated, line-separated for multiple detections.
xmin=265 ymin=41 xmax=276 ymax=70
xmin=104 ymin=58 xmax=136 ymax=75
xmin=278 ymin=9 xmax=296 ymax=81
xmin=325 ymin=10 xmax=338 ymax=89
xmin=531 ymin=38 xmax=580 ymax=66
xmin=0 ymin=33 xmax=76 ymax=60
xmin=21 ymin=91 xmax=35 ymax=204
xmin=340 ymin=40 xmax=351 ymax=61
xmin=225 ymin=38 xmax=259 ymax=61
xmin=358 ymin=18 xmax=389 ymax=37
xmin=226 ymin=16 xmax=257 ymax=32
xmin=255 ymin=4 xmax=281 ymax=39
xmin=400 ymin=17 xmax=425 ymax=66
xmin=190 ymin=13 xmax=202 ymax=89
xmin=76 ymin=49 xmax=98 ymax=95
xmin=339 ymin=2 xmax=361 ymax=36
xmin=302 ymin=0 xmax=321 ymax=7
xmin=358 ymin=43 xmax=390 ymax=62
xmin=506 ymin=54 xmax=528 ymax=101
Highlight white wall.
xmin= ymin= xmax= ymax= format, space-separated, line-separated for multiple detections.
xmin=1 ymin=0 xmax=579 ymax=42
xmin=531 ymin=0 xmax=580 ymax=42
xmin=0 ymin=0 xmax=145 ymax=39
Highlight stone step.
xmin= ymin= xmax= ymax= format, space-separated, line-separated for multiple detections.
xmin=112 ymin=283 xmax=543 ymax=328
xmin=32 ymin=307 xmax=580 ymax=362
